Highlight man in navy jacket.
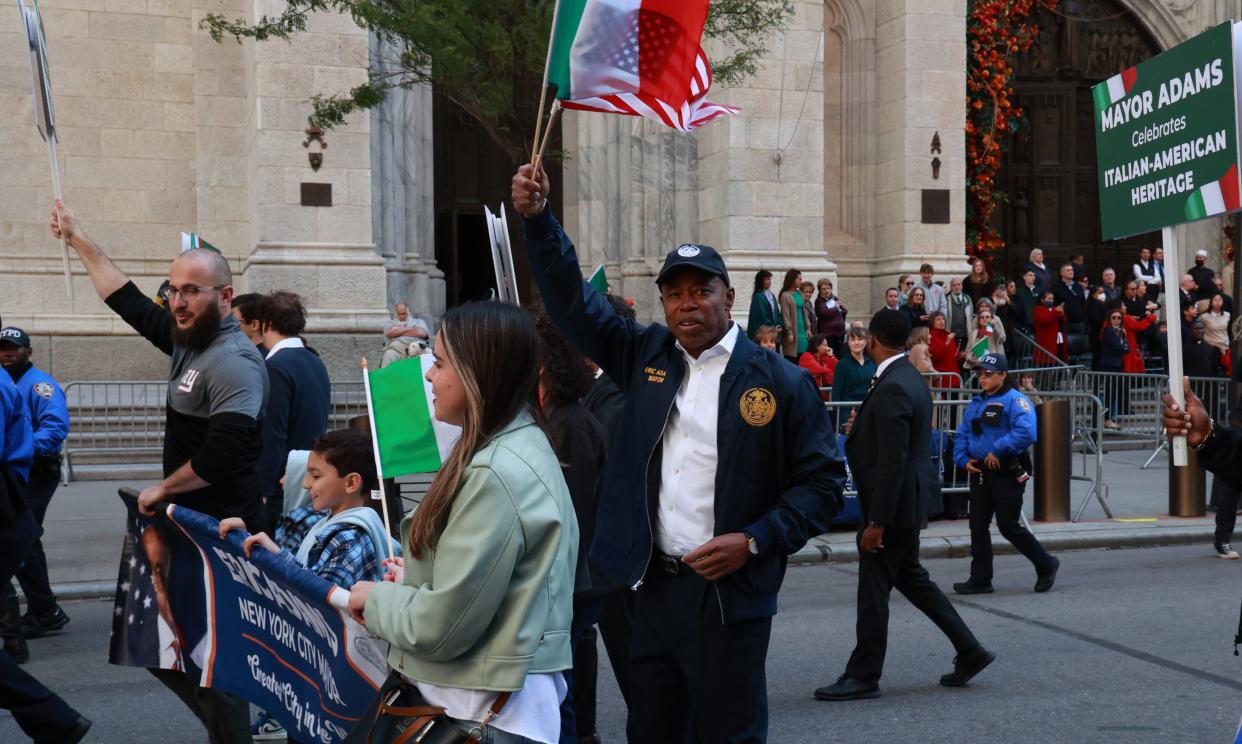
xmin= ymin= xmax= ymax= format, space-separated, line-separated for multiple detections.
xmin=254 ymin=291 xmax=330 ymax=532
xmin=513 ymin=165 xmax=844 ymax=743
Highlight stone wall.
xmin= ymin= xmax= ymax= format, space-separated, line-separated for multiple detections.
xmin=0 ymin=0 xmax=386 ymax=381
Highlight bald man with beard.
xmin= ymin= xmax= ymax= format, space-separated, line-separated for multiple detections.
xmin=51 ymin=201 xmax=266 ymax=743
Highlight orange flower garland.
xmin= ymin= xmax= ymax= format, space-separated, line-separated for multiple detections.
xmin=966 ymin=0 xmax=1057 ymax=264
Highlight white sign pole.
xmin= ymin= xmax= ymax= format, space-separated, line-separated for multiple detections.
xmin=48 ymin=136 xmax=72 ymax=300
xmin=1162 ymin=225 xmax=1188 ymax=467
xmin=359 ymin=357 xmax=394 ymax=562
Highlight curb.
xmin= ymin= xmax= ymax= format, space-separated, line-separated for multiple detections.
xmin=788 ymin=524 xmax=1218 ymax=566
xmin=37 ymin=527 xmax=1220 ymax=600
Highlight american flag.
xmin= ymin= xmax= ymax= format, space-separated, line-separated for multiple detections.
xmin=562 ymin=8 xmax=738 ymax=132
xmin=108 ymin=509 xmax=167 ymax=669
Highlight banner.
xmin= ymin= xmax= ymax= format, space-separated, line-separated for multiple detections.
xmin=1092 ymin=22 xmax=1242 ymax=239
xmin=109 ymin=490 xmax=387 ymax=743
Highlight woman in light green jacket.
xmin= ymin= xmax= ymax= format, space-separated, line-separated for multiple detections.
xmin=347 ymin=302 xmax=578 ymax=744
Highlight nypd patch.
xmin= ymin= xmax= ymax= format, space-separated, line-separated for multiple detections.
xmin=33 ymin=382 xmax=54 ymax=400
xmin=1016 ymin=397 xmax=1031 ymax=414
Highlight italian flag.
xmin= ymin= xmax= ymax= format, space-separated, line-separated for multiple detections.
xmin=588 ymin=264 xmax=608 ymax=293
xmin=180 ymin=232 xmax=218 ymax=253
xmin=1185 ymin=164 xmax=1242 ymax=221
xmin=546 ymin=0 xmax=738 ymax=131
xmin=971 ymin=325 xmax=993 ymax=359
xmin=1092 ymin=67 xmax=1138 ymax=111
xmin=364 ymin=355 xmax=459 ymax=478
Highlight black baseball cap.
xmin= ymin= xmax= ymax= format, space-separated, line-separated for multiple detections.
xmin=975 ymin=353 xmax=1008 ymax=372
xmin=0 ymin=327 xmax=30 ymax=348
xmin=655 ymin=244 xmax=730 ymax=287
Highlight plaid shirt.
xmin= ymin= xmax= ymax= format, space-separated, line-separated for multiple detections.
xmin=274 ymin=506 xmax=382 ymax=590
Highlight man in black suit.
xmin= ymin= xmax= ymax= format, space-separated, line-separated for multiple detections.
xmin=815 ymin=309 xmax=994 ymax=701
xmin=1051 ymin=263 xmax=1086 ymax=330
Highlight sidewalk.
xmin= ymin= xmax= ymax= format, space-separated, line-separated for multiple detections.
xmin=31 ymin=446 xmax=1226 ymax=599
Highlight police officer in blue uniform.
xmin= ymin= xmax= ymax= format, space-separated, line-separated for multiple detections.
xmin=952 ymin=353 xmax=1060 ymax=594
xmin=0 ymin=328 xmax=71 ymax=639
xmin=0 ymin=365 xmax=90 ymax=740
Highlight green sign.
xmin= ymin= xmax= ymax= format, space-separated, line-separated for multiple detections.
xmin=1092 ymin=22 xmax=1242 ymax=240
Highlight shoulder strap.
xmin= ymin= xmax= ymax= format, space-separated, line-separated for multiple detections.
xmin=464 ymin=693 xmax=513 ymax=744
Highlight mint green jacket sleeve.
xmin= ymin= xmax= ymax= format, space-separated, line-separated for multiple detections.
xmin=363 ymin=465 xmax=522 ymax=662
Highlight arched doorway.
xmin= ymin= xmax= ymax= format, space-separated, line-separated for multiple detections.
xmin=995 ymin=0 xmax=1162 ymax=282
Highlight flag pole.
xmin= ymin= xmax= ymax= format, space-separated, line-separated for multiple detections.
xmin=1162 ymin=226 xmax=1189 ymax=467
xmin=532 ymin=100 xmax=562 ymax=175
xmin=360 ymin=357 xmax=395 ymax=562
xmin=48 ymin=136 xmax=72 ymax=301
xmin=530 ymin=0 xmax=564 ymax=160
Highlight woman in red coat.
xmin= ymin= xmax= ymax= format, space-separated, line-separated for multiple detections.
xmin=1121 ymin=310 xmax=1159 ymax=373
xmin=927 ymin=312 xmax=962 ymax=387
xmin=799 ymin=334 xmax=839 ymax=399
xmin=1032 ymin=290 xmax=1066 ymax=366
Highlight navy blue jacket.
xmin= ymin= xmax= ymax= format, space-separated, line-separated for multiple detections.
xmin=523 ymin=208 xmax=845 ymax=622
xmin=1098 ymin=327 xmax=1129 ymax=372
xmin=258 ymin=344 xmax=331 ymax=499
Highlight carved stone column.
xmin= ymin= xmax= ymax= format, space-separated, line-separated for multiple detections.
xmin=369 ymin=36 xmax=445 ymax=326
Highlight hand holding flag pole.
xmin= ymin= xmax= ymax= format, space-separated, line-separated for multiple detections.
xmin=360 ymin=356 xmax=395 ymax=562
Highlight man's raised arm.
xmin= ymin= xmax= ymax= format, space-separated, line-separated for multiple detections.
xmin=51 ymin=200 xmax=174 ymax=355
xmin=51 ymin=200 xmax=128 ymax=300
xmin=512 ymin=164 xmax=644 ymax=388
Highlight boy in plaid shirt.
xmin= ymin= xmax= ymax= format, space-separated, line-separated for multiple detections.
xmin=219 ymin=428 xmax=399 ymax=740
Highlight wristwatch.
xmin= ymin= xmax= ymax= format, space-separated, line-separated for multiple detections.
xmin=745 ymin=534 xmax=759 ymax=555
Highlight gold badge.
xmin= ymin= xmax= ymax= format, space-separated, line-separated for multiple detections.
xmin=740 ymin=387 xmax=776 ymax=427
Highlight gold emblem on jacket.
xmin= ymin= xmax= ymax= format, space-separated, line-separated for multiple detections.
xmin=739 ymin=387 xmax=776 ymax=426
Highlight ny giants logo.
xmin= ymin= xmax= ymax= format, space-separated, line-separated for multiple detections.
xmin=177 ymin=369 xmax=200 ymax=393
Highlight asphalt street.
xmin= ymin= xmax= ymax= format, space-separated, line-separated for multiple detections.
xmin=3 ymin=544 xmax=1241 ymax=743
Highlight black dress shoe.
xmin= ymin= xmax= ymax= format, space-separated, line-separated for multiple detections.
xmin=21 ymin=605 xmax=70 ymax=639
xmin=1034 ymin=557 xmax=1060 ymax=593
xmin=939 ymin=644 xmax=996 ymax=687
xmin=952 ymin=581 xmax=994 ymax=595
xmin=813 ymin=674 xmax=880 ymax=701
xmin=64 ymin=716 xmax=92 ymax=744
xmin=3 ymin=635 xmax=28 ymax=664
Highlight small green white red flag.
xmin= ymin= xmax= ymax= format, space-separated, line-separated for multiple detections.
xmin=1184 ymin=164 xmax=1242 ymax=221
xmin=1092 ymin=67 xmax=1138 ymax=111
xmin=546 ymin=0 xmax=738 ymax=131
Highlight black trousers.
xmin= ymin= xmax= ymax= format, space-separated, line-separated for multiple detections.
xmin=596 ymin=589 xmax=633 ymax=705
xmin=967 ymin=471 xmax=1056 ymax=583
xmin=149 ymin=667 xmax=251 ymax=744
xmin=628 ymin=566 xmax=771 ymax=744
xmin=14 ymin=467 xmax=59 ymax=614
xmin=1214 ymin=477 xmax=1241 ymax=545
xmin=846 ymin=527 xmax=978 ymax=685
xmin=0 ymin=507 xmax=84 ymax=741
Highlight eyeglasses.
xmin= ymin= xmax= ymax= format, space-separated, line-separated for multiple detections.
xmin=902 ymin=281 xmax=914 ymax=286
xmin=166 ymin=284 xmax=226 ymax=299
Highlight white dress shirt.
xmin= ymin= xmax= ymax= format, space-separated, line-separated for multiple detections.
xmin=656 ymin=323 xmax=740 ymax=556
xmin=873 ymin=352 xmax=905 ymax=382
xmin=264 ymin=336 xmax=305 ymax=360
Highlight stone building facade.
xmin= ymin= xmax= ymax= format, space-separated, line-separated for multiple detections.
xmin=0 ymin=0 xmax=1234 ymax=380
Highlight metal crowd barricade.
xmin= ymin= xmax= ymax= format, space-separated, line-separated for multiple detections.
xmin=62 ymin=379 xmax=379 ymax=482
xmin=1070 ymin=370 xmax=1167 ymax=463
xmin=62 ymin=380 xmax=167 ymax=482
xmin=825 ymin=386 xmax=1108 ymax=523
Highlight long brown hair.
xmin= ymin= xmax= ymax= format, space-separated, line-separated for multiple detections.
xmin=407 ymin=302 xmax=540 ymax=558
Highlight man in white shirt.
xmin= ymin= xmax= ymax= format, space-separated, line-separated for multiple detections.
xmin=514 ymin=163 xmax=844 ymax=743
xmin=380 ymin=302 xmax=430 ymax=368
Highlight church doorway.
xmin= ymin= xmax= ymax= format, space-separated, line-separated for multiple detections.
xmin=994 ymin=1 xmax=1161 ymax=284
xmin=432 ymin=93 xmax=561 ymax=307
